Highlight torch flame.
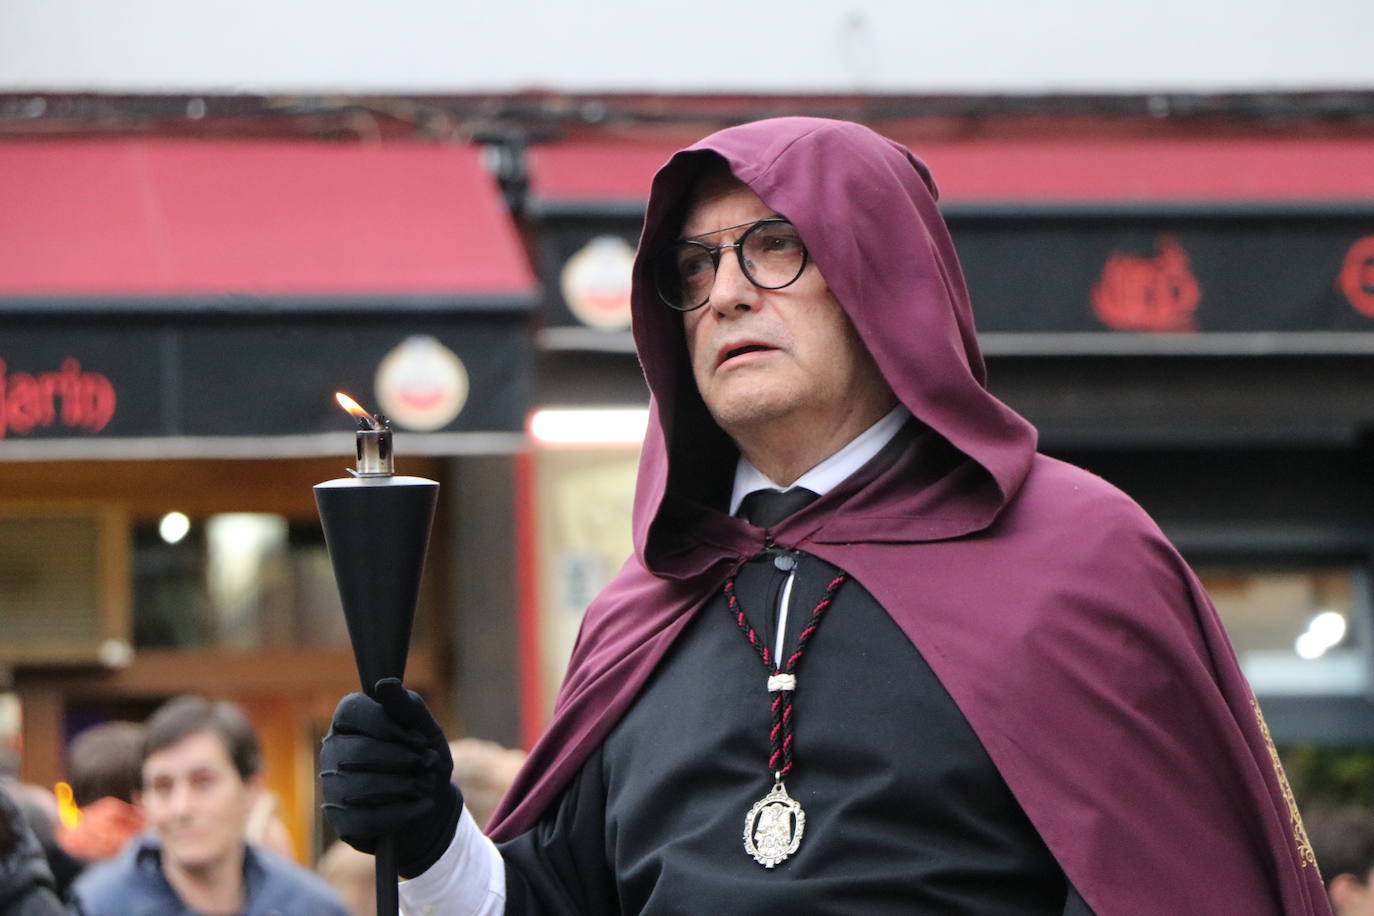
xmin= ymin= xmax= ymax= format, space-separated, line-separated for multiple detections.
xmin=335 ymin=392 xmax=380 ymax=430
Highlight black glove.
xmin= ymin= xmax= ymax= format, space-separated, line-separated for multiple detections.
xmin=320 ymin=677 xmax=462 ymax=878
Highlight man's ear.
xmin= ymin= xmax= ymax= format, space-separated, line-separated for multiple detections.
xmin=1329 ymin=871 xmax=1366 ymax=911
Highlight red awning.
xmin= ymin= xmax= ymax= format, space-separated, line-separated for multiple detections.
xmin=527 ymin=135 xmax=1374 ymax=205
xmin=527 ymin=138 xmax=678 ymax=204
xmin=915 ymin=137 xmax=1374 ymax=203
xmin=0 ymin=139 xmax=536 ymax=298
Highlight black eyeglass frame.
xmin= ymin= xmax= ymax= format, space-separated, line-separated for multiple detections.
xmin=654 ymin=217 xmax=810 ymax=312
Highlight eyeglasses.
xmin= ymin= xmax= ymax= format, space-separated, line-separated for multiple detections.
xmin=654 ymin=217 xmax=810 ymax=312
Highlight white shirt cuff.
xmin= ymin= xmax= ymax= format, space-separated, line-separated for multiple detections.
xmin=398 ymin=806 xmax=506 ymax=916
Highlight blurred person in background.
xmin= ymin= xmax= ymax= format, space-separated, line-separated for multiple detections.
xmin=316 ymin=841 xmax=374 ymax=916
xmin=321 ymin=118 xmax=1330 ymax=914
xmin=243 ymin=789 xmax=296 ymax=862
xmin=1306 ymin=806 xmax=1374 ymax=915
xmin=316 ymin=738 xmax=526 ymax=916
xmin=0 ymin=781 xmax=77 ymax=904
xmin=448 ymin=739 xmax=527 ymax=833
xmin=0 ymin=784 xmax=63 ymax=915
xmin=56 ymin=722 xmax=145 ymax=865
xmin=69 ymin=695 xmax=347 ymax=916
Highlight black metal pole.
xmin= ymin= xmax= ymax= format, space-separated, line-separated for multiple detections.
xmin=375 ymin=835 xmax=400 ymax=915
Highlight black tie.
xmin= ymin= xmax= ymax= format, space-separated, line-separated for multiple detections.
xmin=736 ymin=487 xmax=820 ymax=528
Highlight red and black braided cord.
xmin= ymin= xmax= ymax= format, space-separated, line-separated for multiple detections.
xmin=724 ymin=558 xmax=847 ymax=778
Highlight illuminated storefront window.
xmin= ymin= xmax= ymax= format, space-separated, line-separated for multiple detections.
xmin=132 ymin=514 xmax=350 ymax=651
xmin=529 ymin=408 xmax=646 ymax=719
xmin=1198 ymin=566 xmax=1370 ymax=696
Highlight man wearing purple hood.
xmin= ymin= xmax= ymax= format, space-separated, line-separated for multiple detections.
xmin=321 ymin=118 xmax=1330 ymax=915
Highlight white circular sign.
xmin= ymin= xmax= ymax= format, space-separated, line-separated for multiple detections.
xmin=560 ymin=235 xmax=636 ymax=331
xmin=374 ymin=335 xmax=469 ymax=432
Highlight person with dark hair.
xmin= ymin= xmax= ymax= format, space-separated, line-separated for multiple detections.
xmin=0 ymin=785 xmax=64 ymax=916
xmin=66 ymin=722 xmax=145 ymax=810
xmin=320 ymin=118 xmax=1331 ymax=914
xmin=56 ymin=722 xmax=145 ymax=864
xmin=69 ymin=696 xmax=347 ymax=916
xmin=1306 ymin=806 xmax=1374 ymax=915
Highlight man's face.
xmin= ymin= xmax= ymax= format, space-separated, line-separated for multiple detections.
xmin=141 ymin=729 xmax=258 ymax=873
xmin=679 ymin=176 xmax=894 ymax=448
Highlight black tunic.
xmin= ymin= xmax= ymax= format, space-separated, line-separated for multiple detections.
xmin=500 ymin=550 xmax=1094 ymax=915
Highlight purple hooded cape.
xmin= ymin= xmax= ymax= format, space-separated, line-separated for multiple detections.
xmin=489 ymin=118 xmax=1329 ymax=915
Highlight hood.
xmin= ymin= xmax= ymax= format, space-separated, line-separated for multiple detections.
xmin=627 ymin=117 xmax=1036 ymax=568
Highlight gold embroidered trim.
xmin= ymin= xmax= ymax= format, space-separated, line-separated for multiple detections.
xmin=1252 ymin=697 xmax=1315 ymax=867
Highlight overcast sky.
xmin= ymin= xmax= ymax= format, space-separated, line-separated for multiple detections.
xmin=2 ymin=0 xmax=1373 ymax=95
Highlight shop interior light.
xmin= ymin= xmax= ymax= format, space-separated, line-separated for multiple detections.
xmin=1309 ymin=610 xmax=1347 ymax=645
xmin=158 ymin=511 xmax=191 ymax=544
xmin=529 ymin=408 xmax=649 ymax=445
xmin=1294 ymin=609 xmax=1348 ymax=660
xmin=1295 ymin=631 xmax=1327 ymax=660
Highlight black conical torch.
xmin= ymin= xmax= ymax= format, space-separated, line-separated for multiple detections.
xmin=315 ymin=392 xmax=439 ymax=916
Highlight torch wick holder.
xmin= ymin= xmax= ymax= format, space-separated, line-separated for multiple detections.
xmin=354 ymin=425 xmax=394 ymax=477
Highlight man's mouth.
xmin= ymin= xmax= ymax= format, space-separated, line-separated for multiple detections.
xmin=718 ymin=343 xmax=775 ymax=367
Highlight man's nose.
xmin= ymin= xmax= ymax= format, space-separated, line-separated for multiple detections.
xmin=707 ymin=247 xmax=760 ymax=316
xmin=166 ymin=782 xmax=194 ymax=814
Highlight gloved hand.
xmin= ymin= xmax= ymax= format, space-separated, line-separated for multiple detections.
xmin=320 ymin=677 xmax=462 ymax=878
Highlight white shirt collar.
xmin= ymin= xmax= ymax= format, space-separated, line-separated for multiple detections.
xmin=728 ymin=404 xmax=912 ymax=516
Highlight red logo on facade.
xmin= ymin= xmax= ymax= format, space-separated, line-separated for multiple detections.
xmin=1091 ymin=235 xmax=1202 ymax=332
xmin=0 ymin=358 xmax=117 ymax=439
xmin=1339 ymin=235 xmax=1374 ymax=319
